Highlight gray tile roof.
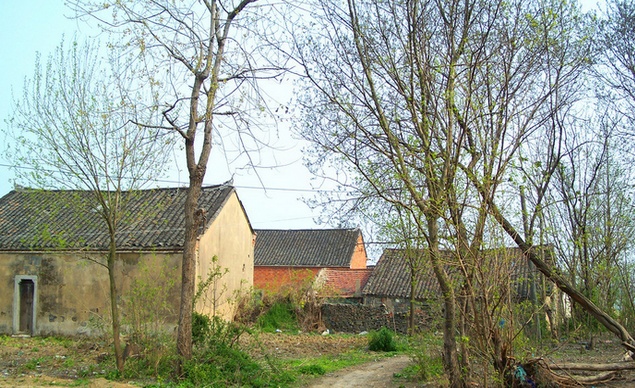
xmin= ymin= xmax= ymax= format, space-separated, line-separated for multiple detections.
xmin=254 ymin=229 xmax=361 ymax=267
xmin=363 ymin=247 xmax=551 ymax=300
xmin=362 ymin=248 xmax=443 ymax=300
xmin=0 ymin=185 xmax=236 ymax=251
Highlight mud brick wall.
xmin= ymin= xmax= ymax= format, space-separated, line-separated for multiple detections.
xmin=321 ymin=303 xmax=431 ymax=334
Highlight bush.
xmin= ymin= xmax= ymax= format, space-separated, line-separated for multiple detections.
xmin=183 ymin=314 xmax=294 ymax=387
xmin=410 ymin=333 xmax=444 ymax=381
xmin=192 ymin=312 xmax=212 ymax=345
xmin=368 ymin=327 xmax=397 ymax=352
xmin=257 ymin=301 xmax=298 ymax=332
xmin=298 ymin=364 xmax=326 ymax=375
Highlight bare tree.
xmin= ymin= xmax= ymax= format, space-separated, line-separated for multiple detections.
xmin=292 ymin=0 xmax=591 ymax=384
xmin=4 ymin=39 xmax=172 ymax=372
xmin=68 ymin=0 xmax=284 ymax=369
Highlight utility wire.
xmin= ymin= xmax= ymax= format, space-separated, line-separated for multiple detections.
xmin=0 ymin=162 xmax=344 ymax=194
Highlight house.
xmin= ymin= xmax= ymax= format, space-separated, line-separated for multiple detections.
xmin=253 ymin=228 xmax=370 ymax=296
xmin=0 ymin=185 xmax=254 ymax=336
xmin=363 ymin=246 xmax=555 ymax=313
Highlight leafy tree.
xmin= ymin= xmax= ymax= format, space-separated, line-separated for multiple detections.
xmin=4 ymin=39 xmax=172 ymax=372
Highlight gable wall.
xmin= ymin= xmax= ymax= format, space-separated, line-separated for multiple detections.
xmin=0 ymin=251 xmax=181 ymax=336
xmin=349 ymin=234 xmax=368 ymax=269
xmin=195 ymin=192 xmax=254 ymax=319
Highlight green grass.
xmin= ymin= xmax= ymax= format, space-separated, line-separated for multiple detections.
xmin=286 ymin=349 xmax=392 ymax=375
xmin=257 ymin=302 xmax=299 ymax=333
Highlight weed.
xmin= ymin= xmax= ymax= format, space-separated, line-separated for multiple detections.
xmin=369 ymin=327 xmax=398 ymax=352
xmin=257 ymin=301 xmax=298 ymax=332
xmin=62 ymin=357 xmax=76 ymax=368
xmin=298 ymin=363 xmax=326 ymax=375
xmin=22 ymin=356 xmax=46 ymax=371
xmin=410 ymin=333 xmax=444 ymax=381
xmin=192 ymin=312 xmax=212 ymax=345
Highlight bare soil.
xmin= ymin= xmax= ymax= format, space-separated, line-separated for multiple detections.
xmin=301 ymin=354 xmax=418 ymax=388
xmin=1 ymin=333 xmax=635 ymax=387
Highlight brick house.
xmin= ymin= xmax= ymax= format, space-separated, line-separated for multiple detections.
xmin=253 ymin=228 xmax=370 ymax=296
xmin=0 ymin=185 xmax=254 ymax=336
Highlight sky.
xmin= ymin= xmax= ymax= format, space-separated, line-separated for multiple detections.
xmin=0 ymin=1 xmax=328 ymax=231
xmin=0 ymin=0 xmax=602 ymax=234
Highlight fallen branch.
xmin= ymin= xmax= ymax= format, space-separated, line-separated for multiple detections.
xmin=550 ymin=361 xmax=635 ymax=372
xmin=519 ymin=358 xmax=623 ymax=387
xmin=573 ymin=371 xmax=619 ymax=384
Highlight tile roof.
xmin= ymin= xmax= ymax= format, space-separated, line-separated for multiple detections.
xmin=362 ymin=248 xmax=443 ymax=300
xmin=0 ymin=185 xmax=236 ymax=251
xmin=254 ymin=229 xmax=362 ymax=267
xmin=363 ymin=247 xmax=551 ymax=300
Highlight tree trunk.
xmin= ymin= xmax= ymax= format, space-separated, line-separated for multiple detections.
xmin=176 ymin=179 xmax=203 ymax=371
xmin=489 ymin=200 xmax=635 ymax=353
xmin=428 ymin=216 xmax=465 ymax=387
xmin=108 ymin=240 xmax=124 ymax=373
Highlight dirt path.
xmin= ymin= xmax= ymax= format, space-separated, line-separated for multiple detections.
xmin=303 ymin=354 xmax=419 ymax=388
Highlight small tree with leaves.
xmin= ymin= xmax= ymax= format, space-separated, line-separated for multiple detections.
xmin=4 ymin=40 xmax=173 ymax=372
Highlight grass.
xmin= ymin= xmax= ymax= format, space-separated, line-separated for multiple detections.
xmin=0 ymin=330 xmax=418 ymax=387
xmin=284 ymin=347 xmax=399 ymax=381
xmin=257 ymin=301 xmax=299 ymax=333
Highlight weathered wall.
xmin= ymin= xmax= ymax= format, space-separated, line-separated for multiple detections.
xmin=321 ymin=303 xmax=432 ymax=335
xmin=253 ymin=266 xmax=321 ymax=294
xmin=0 ymin=251 xmax=181 ymax=336
xmin=196 ymin=192 xmax=254 ymax=320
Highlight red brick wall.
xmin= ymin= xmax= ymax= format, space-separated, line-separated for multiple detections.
xmin=349 ymin=234 xmax=368 ymax=269
xmin=254 ymin=266 xmax=321 ymax=294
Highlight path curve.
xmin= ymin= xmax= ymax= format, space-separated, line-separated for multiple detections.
xmin=304 ymin=354 xmax=417 ymax=388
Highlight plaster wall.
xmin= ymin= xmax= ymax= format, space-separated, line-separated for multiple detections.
xmin=195 ymin=192 xmax=254 ymax=319
xmin=0 ymin=251 xmax=180 ymax=336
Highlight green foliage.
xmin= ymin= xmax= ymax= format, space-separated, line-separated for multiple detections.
xmin=192 ymin=312 xmax=212 ymax=345
xmin=368 ymin=327 xmax=398 ymax=352
xmin=257 ymin=301 xmax=299 ymax=333
xmin=409 ymin=334 xmax=444 ymax=382
xmin=181 ymin=315 xmax=294 ymax=387
xmin=298 ymin=363 xmax=326 ymax=375
xmin=194 ymin=256 xmax=230 ymax=316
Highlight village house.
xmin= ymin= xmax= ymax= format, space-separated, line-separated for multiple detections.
xmin=0 ymin=185 xmax=254 ymax=336
xmin=253 ymin=228 xmax=371 ymax=297
xmin=363 ymin=246 xmax=555 ymax=313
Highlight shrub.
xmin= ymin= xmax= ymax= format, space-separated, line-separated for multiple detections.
xmin=368 ymin=327 xmax=397 ymax=352
xmin=298 ymin=364 xmax=326 ymax=375
xmin=410 ymin=333 xmax=444 ymax=381
xmin=183 ymin=313 xmax=294 ymax=387
xmin=192 ymin=312 xmax=212 ymax=345
xmin=257 ymin=301 xmax=298 ymax=332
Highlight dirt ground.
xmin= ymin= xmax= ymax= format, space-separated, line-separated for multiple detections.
xmin=2 ymin=333 xmax=635 ymax=387
xmin=301 ymin=354 xmax=417 ymax=388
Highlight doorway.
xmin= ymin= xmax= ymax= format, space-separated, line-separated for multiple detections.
xmin=13 ymin=275 xmax=37 ymax=335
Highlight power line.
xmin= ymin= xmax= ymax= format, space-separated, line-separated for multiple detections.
xmin=0 ymin=162 xmax=344 ymax=195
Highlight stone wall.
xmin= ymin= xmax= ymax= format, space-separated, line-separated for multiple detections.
xmin=321 ymin=303 xmax=432 ymax=334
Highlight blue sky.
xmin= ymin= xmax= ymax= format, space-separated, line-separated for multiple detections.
xmin=0 ymin=0 xmax=601 ymax=232
xmin=0 ymin=1 xmax=327 ymax=230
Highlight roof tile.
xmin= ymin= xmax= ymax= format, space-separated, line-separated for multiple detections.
xmin=0 ymin=185 xmax=235 ymax=250
xmin=254 ymin=229 xmax=361 ymax=267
